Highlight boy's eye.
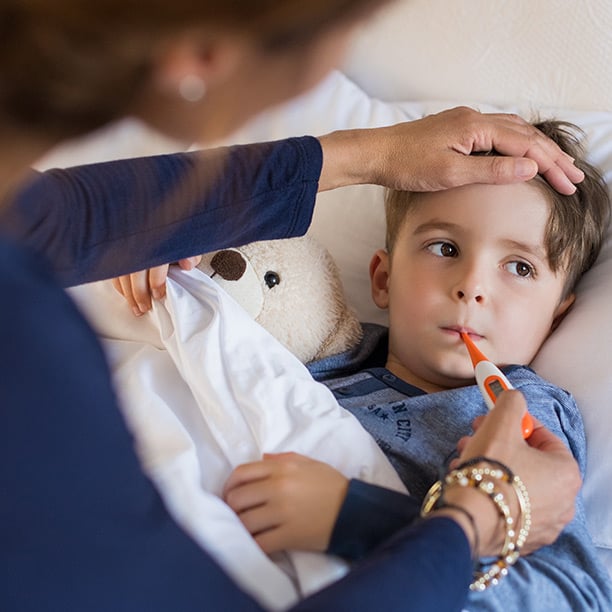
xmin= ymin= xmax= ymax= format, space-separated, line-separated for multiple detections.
xmin=506 ymin=260 xmax=534 ymax=278
xmin=427 ymin=241 xmax=458 ymax=257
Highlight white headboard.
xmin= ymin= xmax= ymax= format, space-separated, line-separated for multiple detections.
xmin=344 ymin=0 xmax=612 ymax=113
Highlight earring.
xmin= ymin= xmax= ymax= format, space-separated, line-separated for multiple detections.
xmin=178 ymin=74 xmax=206 ymax=102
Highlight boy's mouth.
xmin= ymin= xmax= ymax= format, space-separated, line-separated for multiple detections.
xmin=441 ymin=325 xmax=483 ymax=340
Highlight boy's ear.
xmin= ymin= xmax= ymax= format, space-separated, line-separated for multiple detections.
xmin=550 ymin=293 xmax=575 ymax=333
xmin=369 ymin=249 xmax=390 ymax=309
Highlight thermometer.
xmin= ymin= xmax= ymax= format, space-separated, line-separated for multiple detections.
xmin=460 ymin=332 xmax=533 ymax=439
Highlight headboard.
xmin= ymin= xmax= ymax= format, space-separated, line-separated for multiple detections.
xmin=343 ymin=0 xmax=612 ymax=112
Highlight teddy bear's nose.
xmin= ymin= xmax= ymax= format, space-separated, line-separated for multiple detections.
xmin=210 ymin=249 xmax=247 ymax=281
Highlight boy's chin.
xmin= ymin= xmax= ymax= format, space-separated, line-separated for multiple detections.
xmin=432 ymin=368 xmax=476 ymax=391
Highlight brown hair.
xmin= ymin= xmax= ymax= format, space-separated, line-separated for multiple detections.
xmin=384 ymin=120 xmax=610 ymax=296
xmin=0 ymin=0 xmax=388 ymax=139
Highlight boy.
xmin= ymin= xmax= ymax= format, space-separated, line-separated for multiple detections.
xmin=224 ymin=121 xmax=612 ymax=610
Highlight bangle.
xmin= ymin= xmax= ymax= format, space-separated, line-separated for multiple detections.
xmin=454 ymin=456 xmax=514 ymax=480
xmin=423 ymin=471 xmax=513 ymax=562
xmin=421 ymin=458 xmax=531 ymax=592
xmin=511 ymin=473 xmax=531 ymax=553
xmin=470 ymin=474 xmax=532 ymax=591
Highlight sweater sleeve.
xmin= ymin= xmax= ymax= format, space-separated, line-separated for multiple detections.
xmin=297 ymin=516 xmax=471 ymax=612
xmin=2 ymin=137 xmax=322 ymax=286
xmin=327 ymin=479 xmax=421 ymax=560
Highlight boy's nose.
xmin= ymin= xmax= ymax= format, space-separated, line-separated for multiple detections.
xmin=455 ymin=288 xmax=484 ymax=303
xmin=452 ymin=267 xmax=486 ymax=303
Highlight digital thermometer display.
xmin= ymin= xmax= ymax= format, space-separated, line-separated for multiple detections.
xmin=487 ymin=378 xmax=505 ymax=397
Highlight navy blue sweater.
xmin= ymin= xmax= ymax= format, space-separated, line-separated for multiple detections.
xmin=0 ymin=138 xmax=471 ymax=611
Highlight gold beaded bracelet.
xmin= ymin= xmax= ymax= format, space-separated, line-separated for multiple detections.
xmin=421 ymin=458 xmax=531 ymax=591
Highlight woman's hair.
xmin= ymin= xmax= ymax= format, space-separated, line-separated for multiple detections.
xmin=0 ymin=0 xmax=388 ymax=139
xmin=385 ymin=120 xmax=611 ymax=296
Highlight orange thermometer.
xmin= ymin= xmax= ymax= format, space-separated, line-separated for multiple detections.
xmin=460 ymin=332 xmax=534 ymax=439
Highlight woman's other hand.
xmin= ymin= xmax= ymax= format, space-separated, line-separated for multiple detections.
xmin=453 ymin=390 xmax=581 ymax=555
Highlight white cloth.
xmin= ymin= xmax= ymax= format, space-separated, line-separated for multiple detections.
xmin=84 ymin=268 xmax=406 ymax=610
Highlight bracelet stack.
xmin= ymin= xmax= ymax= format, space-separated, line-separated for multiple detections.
xmin=421 ymin=456 xmax=531 ymax=591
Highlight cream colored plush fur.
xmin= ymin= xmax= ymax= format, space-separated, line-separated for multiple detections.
xmin=198 ymin=236 xmax=363 ymax=363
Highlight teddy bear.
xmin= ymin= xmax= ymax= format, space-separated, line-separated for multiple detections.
xmin=197 ymin=235 xmax=363 ymax=363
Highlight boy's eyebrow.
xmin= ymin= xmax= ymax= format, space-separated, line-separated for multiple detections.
xmin=412 ymin=220 xmax=547 ymax=260
xmin=412 ymin=220 xmax=460 ymax=235
xmin=501 ymin=239 xmax=548 ymax=261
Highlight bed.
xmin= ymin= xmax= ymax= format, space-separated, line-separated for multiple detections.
xmin=37 ymin=0 xmax=612 ymax=606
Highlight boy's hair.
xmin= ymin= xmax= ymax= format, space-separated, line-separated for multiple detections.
xmin=384 ymin=120 xmax=610 ymax=296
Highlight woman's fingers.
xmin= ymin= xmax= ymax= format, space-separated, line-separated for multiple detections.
xmin=445 ymin=109 xmax=584 ymax=193
xmin=320 ymin=106 xmax=585 ymax=194
xmin=178 ymin=256 xmax=202 ymax=270
xmin=111 ymin=272 xmax=148 ymax=316
xmin=148 ymin=264 xmax=170 ymax=300
xmin=109 ymin=263 xmax=171 ymax=315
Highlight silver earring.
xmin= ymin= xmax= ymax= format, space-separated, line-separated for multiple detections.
xmin=178 ymin=75 xmax=206 ymax=102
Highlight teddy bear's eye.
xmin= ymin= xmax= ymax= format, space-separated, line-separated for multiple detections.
xmin=264 ymin=271 xmax=281 ymax=289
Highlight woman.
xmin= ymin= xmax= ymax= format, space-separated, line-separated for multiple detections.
xmin=0 ymin=1 xmax=582 ymax=610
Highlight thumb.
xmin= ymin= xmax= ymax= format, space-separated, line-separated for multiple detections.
xmin=460 ymin=155 xmax=538 ymax=186
xmin=476 ymin=390 xmax=527 ymax=441
xmin=262 ymin=451 xmax=296 ymax=461
xmin=460 ymin=390 xmax=527 ymax=462
xmin=178 ymin=256 xmax=202 ymax=270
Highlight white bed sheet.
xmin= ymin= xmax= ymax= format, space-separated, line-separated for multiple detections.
xmin=70 ymin=269 xmax=406 ymax=609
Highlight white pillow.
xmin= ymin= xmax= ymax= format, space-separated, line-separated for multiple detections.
xmin=226 ymin=70 xmax=612 ymax=572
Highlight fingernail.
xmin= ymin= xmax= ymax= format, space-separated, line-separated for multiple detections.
xmin=152 ymin=289 xmax=162 ymax=300
xmin=132 ymin=307 xmax=143 ymax=317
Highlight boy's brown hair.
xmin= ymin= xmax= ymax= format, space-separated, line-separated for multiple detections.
xmin=384 ymin=120 xmax=610 ymax=297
